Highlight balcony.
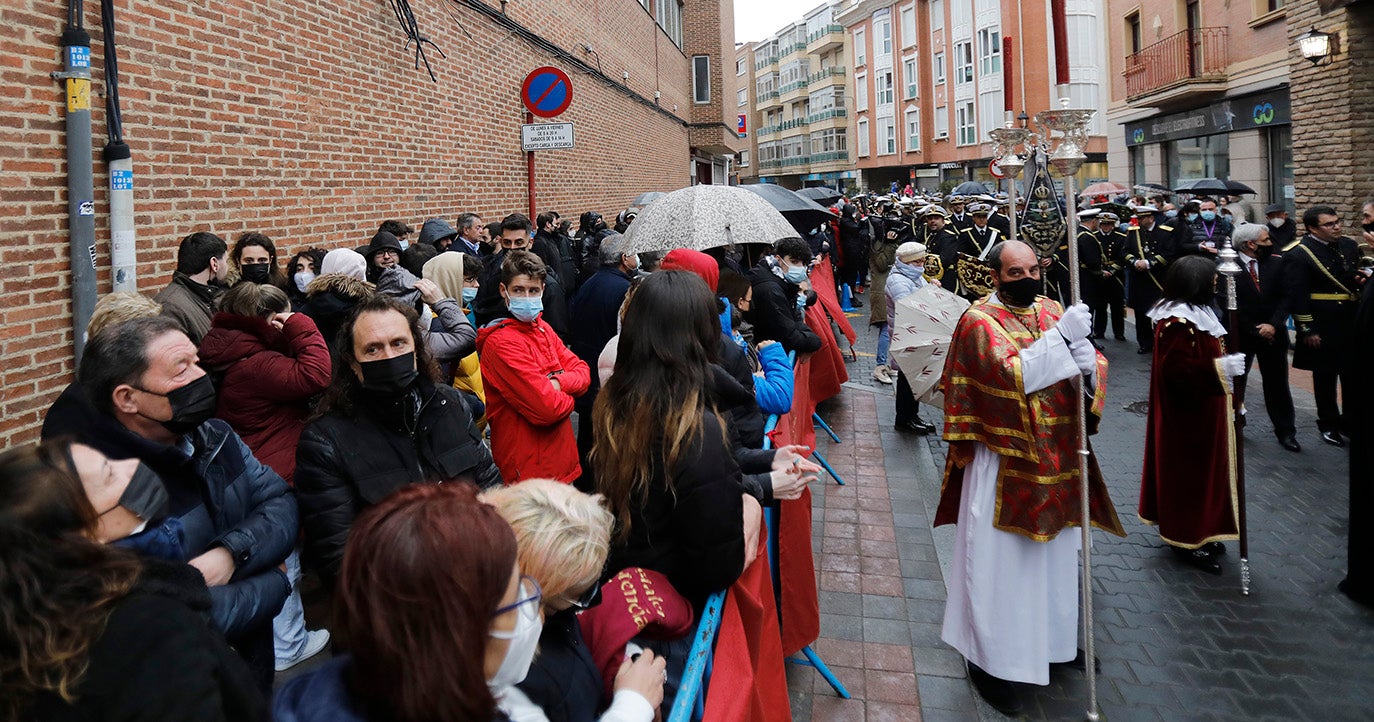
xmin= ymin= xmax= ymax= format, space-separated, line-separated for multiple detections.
xmin=1124 ymin=27 xmax=1228 ymax=106
xmin=757 ymin=117 xmax=811 ymax=137
xmin=807 ymin=66 xmax=846 ymax=89
xmin=755 ymin=90 xmax=781 ymax=111
xmin=806 ymin=108 xmax=847 ymax=125
xmin=810 ymin=150 xmax=849 ymax=165
xmin=754 ymin=54 xmax=777 ymax=72
xmin=779 ymin=78 xmax=810 ymax=101
xmin=807 ymin=24 xmax=845 ymax=54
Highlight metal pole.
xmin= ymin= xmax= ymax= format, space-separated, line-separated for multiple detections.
xmin=1217 ymin=239 xmax=1251 ymax=594
xmin=525 ymin=110 xmax=536 ymax=218
xmin=1007 ymin=174 xmax=1019 ymax=243
xmin=58 ymin=19 xmax=99 ymax=361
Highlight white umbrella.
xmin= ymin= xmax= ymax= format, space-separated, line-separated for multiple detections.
xmin=620 ymin=185 xmax=801 ymax=255
xmin=890 ymin=284 xmax=971 ymax=406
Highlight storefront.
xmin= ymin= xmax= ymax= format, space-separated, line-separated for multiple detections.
xmin=1124 ymin=86 xmax=1293 ymax=211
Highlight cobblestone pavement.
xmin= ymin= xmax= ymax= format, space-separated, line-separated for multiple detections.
xmin=787 ymin=290 xmax=1374 ymax=721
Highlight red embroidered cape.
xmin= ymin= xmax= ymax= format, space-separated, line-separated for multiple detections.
xmin=933 ymin=297 xmax=1126 ymax=541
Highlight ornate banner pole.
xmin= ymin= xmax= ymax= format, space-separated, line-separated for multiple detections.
xmin=1216 ymin=236 xmax=1252 ymax=595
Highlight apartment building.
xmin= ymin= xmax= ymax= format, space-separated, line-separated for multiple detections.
xmin=837 ymin=0 xmax=1110 ymax=193
xmin=1105 ymin=0 xmax=1292 ymax=215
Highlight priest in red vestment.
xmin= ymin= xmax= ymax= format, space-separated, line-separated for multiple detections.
xmin=935 ymin=240 xmax=1125 ymax=716
xmin=1139 ymin=255 xmax=1247 ymax=575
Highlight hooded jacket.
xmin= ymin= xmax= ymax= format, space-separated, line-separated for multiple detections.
xmin=299 ymin=274 xmax=374 ymax=353
xmin=295 ymin=380 xmax=501 ymax=586
xmin=41 ymin=386 xmax=295 ymax=639
xmin=418 ymin=218 xmax=459 ymax=248
xmin=747 ymin=257 xmax=822 ymax=354
xmin=198 ymin=312 xmax=332 ymax=484
xmin=475 ymin=317 xmax=590 ymax=484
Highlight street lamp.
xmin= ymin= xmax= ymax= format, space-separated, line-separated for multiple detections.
xmin=1298 ymin=27 xmax=1336 ymax=65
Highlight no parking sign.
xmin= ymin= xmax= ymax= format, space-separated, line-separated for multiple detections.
xmin=521 ymin=66 xmax=573 ymax=118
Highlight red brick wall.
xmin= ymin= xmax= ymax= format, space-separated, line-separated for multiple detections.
xmin=0 ymin=0 xmax=704 ymax=446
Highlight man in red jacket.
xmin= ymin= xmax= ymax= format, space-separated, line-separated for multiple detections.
xmin=476 ymin=250 xmax=591 ymax=483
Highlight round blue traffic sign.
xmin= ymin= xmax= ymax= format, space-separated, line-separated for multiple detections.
xmin=521 ymin=66 xmax=573 ymax=118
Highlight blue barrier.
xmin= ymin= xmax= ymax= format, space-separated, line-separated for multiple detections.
xmin=667 ymin=590 xmax=726 ymax=722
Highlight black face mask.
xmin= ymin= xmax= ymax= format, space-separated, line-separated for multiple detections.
xmin=240 ymin=263 xmax=271 ymax=284
xmin=1254 ymin=244 xmax=1275 ymax=261
xmin=139 ymin=374 xmax=217 ymax=436
xmin=358 ymin=351 xmax=419 ymax=393
xmin=1363 ymin=222 xmax=1374 ymax=234
xmin=998 ymin=276 xmax=1043 ymax=308
xmin=120 ymin=463 xmax=170 ymax=522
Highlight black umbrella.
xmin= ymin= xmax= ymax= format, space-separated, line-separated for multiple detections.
xmin=741 ymin=183 xmax=837 ymax=232
xmin=951 ymin=181 xmax=991 ymax=196
xmin=1173 ymin=178 xmax=1257 ymax=196
xmin=1134 ymin=182 xmax=1172 ymax=194
xmin=796 ymin=186 xmax=844 ymax=206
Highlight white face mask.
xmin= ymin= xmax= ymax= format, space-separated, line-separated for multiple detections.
xmin=487 ymin=590 xmax=543 ymax=689
xmin=294 ymin=271 xmax=316 ymax=293
xmin=1268 ymin=217 xmax=1285 ymax=228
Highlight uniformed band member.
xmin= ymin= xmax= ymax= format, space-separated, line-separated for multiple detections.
xmin=987 ymin=196 xmax=1013 ymax=237
xmin=1286 ymin=205 xmax=1364 ymax=447
xmin=1229 ymin=222 xmax=1300 ymax=453
xmin=1044 ymin=209 xmax=1097 ymax=308
xmin=1124 ymin=205 xmax=1172 ymax=354
xmin=1091 ymin=212 xmax=1128 ymax=341
xmin=947 ymin=195 xmax=973 ymax=235
xmin=922 ymin=206 xmax=964 ymax=294
xmin=963 ymin=203 xmax=1002 ymax=256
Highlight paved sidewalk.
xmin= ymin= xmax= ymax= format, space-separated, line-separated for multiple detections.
xmin=786 ymin=290 xmax=1374 ymax=721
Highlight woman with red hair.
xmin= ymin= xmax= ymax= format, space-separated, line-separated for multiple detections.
xmin=273 ymin=483 xmax=541 ymax=722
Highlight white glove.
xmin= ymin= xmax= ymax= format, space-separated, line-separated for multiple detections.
xmin=1220 ymin=353 xmax=1246 ymax=379
xmin=1056 ymin=303 xmax=1093 ymax=343
xmin=1068 ymin=339 xmax=1097 ymax=376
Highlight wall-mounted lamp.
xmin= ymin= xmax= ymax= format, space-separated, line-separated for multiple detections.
xmin=1298 ymin=26 xmax=1337 ymax=66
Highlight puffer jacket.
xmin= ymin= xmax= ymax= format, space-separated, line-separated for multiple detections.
xmin=475 ymin=317 xmax=590 ymax=484
xmin=299 ymin=274 xmax=374 ymax=353
xmin=42 ymin=386 xmax=295 ymax=638
xmin=198 ymin=312 xmax=331 ymax=484
xmin=885 ymin=259 xmax=927 ymax=329
xmin=295 ymin=380 xmax=501 ymax=586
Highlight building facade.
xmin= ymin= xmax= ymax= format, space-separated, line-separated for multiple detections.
xmin=837 ymin=0 xmax=1110 ymax=194
xmin=736 ymin=3 xmax=857 ymax=190
xmin=1104 ymin=0 xmax=1292 ymax=217
xmin=0 ymin=0 xmax=740 ymax=446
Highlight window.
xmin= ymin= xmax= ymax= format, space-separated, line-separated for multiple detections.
xmin=956 ymin=100 xmax=976 ymax=145
xmin=934 ymin=105 xmax=948 ymax=138
xmin=977 ymin=28 xmax=1001 ymax=75
xmin=1125 ymin=12 xmax=1142 ymax=54
xmin=876 ymin=71 xmax=894 ymax=106
xmin=875 ymin=18 xmax=892 ymax=57
xmin=900 ymin=6 xmax=916 ymax=47
xmin=903 ymin=56 xmax=919 ymax=98
xmin=855 ymin=73 xmax=868 ymax=110
xmin=854 ymin=28 xmax=867 ymax=66
xmin=954 ymin=41 xmax=973 ymax=84
xmin=692 ymin=56 xmax=710 ymax=104
xmin=736 ymin=58 xmax=746 ymax=76
xmin=738 ymin=88 xmax=748 ymax=107
xmin=933 ymin=52 xmax=946 ymax=85
xmin=877 ymin=116 xmax=896 ymax=155
xmin=809 ymin=128 xmax=848 ymax=157
xmin=738 ymin=150 xmax=750 ymax=167
xmin=655 ymin=0 xmax=683 ymax=47
xmin=856 ymin=118 xmax=871 ymax=156
xmin=930 ymin=0 xmax=944 ymax=31
xmin=905 ymin=107 xmax=920 ymax=151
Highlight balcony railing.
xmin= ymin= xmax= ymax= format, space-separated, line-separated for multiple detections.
xmin=778 ymin=79 xmax=810 ymax=95
xmin=754 ymin=55 xmax=777 ymax=71
xmin=1124 ymin=27 xmax=1228 ymax=101
xmin=807 ymin=67 xmax=846 ymax=84
xmin=810 ymin=150 xmax=849 ymax=164
xmin=806 ymin=24 xmax=844 ymax=44
xmin=807 ymin=108 xmax=848 ymax=123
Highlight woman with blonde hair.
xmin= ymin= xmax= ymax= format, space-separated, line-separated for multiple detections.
xmin=87 ymin=292 xmax=161 ymax=337
xmin=483 ymin=479 xmax=665 ymax=722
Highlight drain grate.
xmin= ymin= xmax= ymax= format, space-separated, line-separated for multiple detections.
xmin=1123 ymin=400 xmax=1150 ymax=416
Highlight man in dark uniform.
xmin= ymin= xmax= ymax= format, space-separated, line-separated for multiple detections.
xmin=922 ymin=206 xmax=964 ymax=294
xmin=1230 ymin=222 xmax=1299 ymax=452
xmin=1090 ymin=211 xmax=1127 ymax=340
xmin=987 ymin=196 xmax=1013 ymax=237
xmin=1286 ymin=205 xmax=1365 ymax=447
xmin=946 ymin=195 xmax=974 ymax=236
xmin=1044 ymin=209 xmax=1096 ymax=307
xmin=1264 ymin=203 xmax=1298 ymax=251
xmin=963 ymin=202 xmax=1003 ymax=256
xmin=1124 ymin=205 xmax=1172 ymax=353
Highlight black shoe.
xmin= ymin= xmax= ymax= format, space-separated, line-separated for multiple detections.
xmin=1339 ymin=579 xmax=1374 ymax=609
xmin=1051 ymin=649 xmax=1101 ymax=674
xmin=895 ymin=418 xmax=937 ymax=435
xmin=1137 ymin=347 xmax=1151 ymax=354
xmin=967 ymin=662 xmax=1023 ymax=716
xmin=1321 ymin=431 xmax=1346 ymax=447
xmin=851 ymin=298 xmax=864 ymax=307
xmin=1203 ymin=541 xmax=1225 ymax=556
xmin=1171 ymin=546 xmax=1222 ymax=575
xmin=1278 ymin=434 xmax=1301 ymax=453
xmin=1115 ymin=334 xmax=1126 ymax=341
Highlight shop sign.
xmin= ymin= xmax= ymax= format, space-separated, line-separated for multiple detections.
xmin=1124 ymin=87 xmax=1291 ymax=147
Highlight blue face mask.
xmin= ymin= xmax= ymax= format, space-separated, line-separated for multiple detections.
xmin=461 ymin=287 xmax=478 ymax=304
xmin=1200 ymin=210 xmax=1217 ymax=222
xmin=1185 ymin=213 xmax=1199 ymax=223
xmin=784 ymin=264 xmax=809 ymax=284
xmin=509 ymin=296 xmax=543 ymax=322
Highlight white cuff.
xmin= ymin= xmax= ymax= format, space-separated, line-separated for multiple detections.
xmin=602 ymin=690 xmax=656 ymax=722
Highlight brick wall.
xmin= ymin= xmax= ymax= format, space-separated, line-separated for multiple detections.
xmin=1288 ymin=0 xmax=1374 ymax=214
xmin=0 ymin=0 xmax=714 ymax=446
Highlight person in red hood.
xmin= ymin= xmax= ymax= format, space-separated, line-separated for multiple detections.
xmin=477 ymin=250 xmax=591 ymax=484
xmin=659 ymin=247 xmax=719 ymax=290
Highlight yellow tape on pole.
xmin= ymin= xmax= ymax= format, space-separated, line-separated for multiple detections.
xmin=67 ymin=78 xmax=90 ymax=112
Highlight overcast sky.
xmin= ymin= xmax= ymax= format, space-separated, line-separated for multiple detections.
xmin=736 ymin=0 xmax=826 ymax=44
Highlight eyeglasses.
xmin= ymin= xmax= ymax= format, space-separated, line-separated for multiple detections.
xmin=563 ymin=582 xmax=602 ymax=611
xmin=375 ymin=249 xmax=400 ymax=258
xmin=1319 ymin=220 xmax=1342 ymax=229
xmin=492 ymin=575 xmax=542 ymax=617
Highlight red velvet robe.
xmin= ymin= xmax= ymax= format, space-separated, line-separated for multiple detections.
xmin=1138 ymin=316 xmax=1239 ymax=548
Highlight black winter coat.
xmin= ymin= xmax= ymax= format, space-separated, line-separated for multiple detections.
xmin=295 ymin=381 xmax=502 ymax=586
xmin=602 ymin=410 xmax=746 ymax=603
xmin=747 ymin=259 xmax=822 ymax=354
xmin=28 ymin=558 xmax=268 ymax=722
xmin=516 ymin=609 xmax=604 ymax=722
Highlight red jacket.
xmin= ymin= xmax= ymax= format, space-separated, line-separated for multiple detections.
xmin=476 ymin=316 xmax=590 ymax=483
xmin=198 ymin=312 xmax=332 ymax=484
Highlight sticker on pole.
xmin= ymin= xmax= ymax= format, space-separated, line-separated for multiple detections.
xmin=521 ymin=67 xmax=573 ymax=118
xmin=989 ymin=159 xmax=1005 ymax=180
xmin=521 ymin=122 xmax=575 ymax=151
